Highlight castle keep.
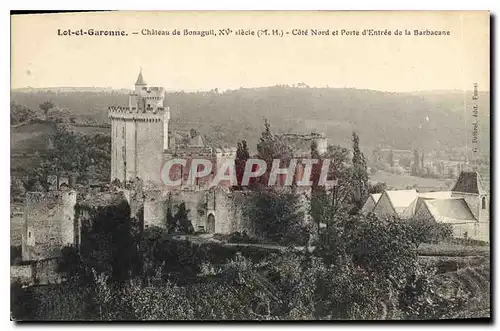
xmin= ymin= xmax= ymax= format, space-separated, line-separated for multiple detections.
xmin=109 ymin=70 xmax=169 ymax=184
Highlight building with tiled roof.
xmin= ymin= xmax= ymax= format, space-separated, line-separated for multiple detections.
xmin=363 ymin=171 xmax=490 ymax=242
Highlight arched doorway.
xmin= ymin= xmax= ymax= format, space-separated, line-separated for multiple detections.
xmin=206 ymin=213 xmax=216 ymax=234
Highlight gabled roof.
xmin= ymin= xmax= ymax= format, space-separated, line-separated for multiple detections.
xmin=452 ymin=171 xmax=488 ymax=195
xmin=371 ymin=193 xmax=382 ymax=204
xmin=382 ymin=189 xmax=418 ymax=217
xmin=417 ymin=191 xmax=452 ymax=199
xmin=385 ymin=189 xmax=418 ymax=209
xmin=423 ymin=198 xmax=477 ymax=223
xmin=135 ymin=70 xmax=147 ymax=85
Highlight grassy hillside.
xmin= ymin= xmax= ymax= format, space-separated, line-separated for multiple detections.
xmin=10 ymin=120 xmax=57 ymax=154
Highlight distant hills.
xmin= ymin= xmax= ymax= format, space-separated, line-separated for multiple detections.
xmin=10 ymin=86 xmax=490 ymax=154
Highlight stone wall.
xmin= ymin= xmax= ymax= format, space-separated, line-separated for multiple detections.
xmin=11 ymin=265 xmax=32 ymax=284
xmin=10 ymin=259 xmax=62 ymax=286
xmin=33 ymin=259 xmax=62 ymax=285
xmin=141 ymin=187 xmax=249 ymax=235
xmin=23 ymin=191 xmax=77 ymax=261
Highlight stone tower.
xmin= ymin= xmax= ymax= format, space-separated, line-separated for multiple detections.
xmin=109 ymin=70 xmax=170 ymax=184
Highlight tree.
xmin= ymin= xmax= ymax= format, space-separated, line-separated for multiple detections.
xmin=255 ymin=119 xmax=293 ymax=186
xmin=11 ymin=281 xmax=40 ymax=320
xmin=40 ymin=125 xmax=111 ymax=184
xmin=256 ymin=119 xmax=292 ymax=162
xmin=243 ymin=187 xmax=308 ymax=245
xmin=79 ymin=199 xmax=136 ymax=283
xmin=369 ymin=182 xmax=387 ymax=194
xmin=165 ymin=207 xmax=176 ymax=233
xmin=10 ymin=102 xmax=36 ymax=125
xmin=350 ymin=132 xmax=369 ymax=213
xmin=174 ymin=203 xmax=194 ymax=234
xmin=235 ymin=140 xmax=250 ymax=187
xmin=387 ymin=149 xmax=394 ymax=167
xmin=10 ymin=177 xmax=26 ymax=202
xmin=412 ymin=149 xmax=420 ymax=176
xmin=189 ymin=128 xmax=199 ymax=138
xmin=406 ymin=217 xmax=453 ymax=248
xmin=39 ymin=100 xmax=54 ymax=118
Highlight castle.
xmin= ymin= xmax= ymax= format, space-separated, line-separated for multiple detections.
xmin=18 ymin=71 xmax=320 ymax=274
xmin=13 ymin=71 xmax=490 ymax=285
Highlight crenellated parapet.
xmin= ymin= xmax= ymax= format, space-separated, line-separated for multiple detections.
xmin=108 ymin=105 xmax=168 ymax=119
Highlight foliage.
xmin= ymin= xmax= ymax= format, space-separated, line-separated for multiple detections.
xmin=10 ymin=245 xmax=22 ymax=265
xmin=44 ymin=125 xmax=110 ymax=182
xmin=387 ymin=149 xmax=394 ymax=167
xmin=167 ymin=203 xmax=194 ymax=234
xmin=350 ymin=132 xmax=370 ymax=212
xmin=257 ymin=119 xmax=292 ymax=161
xmin=417 ymin=242 xmax=490 ymax=257
xmin=235 ymin=140 xmax=250 ymax=187
xmin=39 ymin=101 xmax=55 ymax=116
xmin=243 ymin=187 xmax=309 ymax=245
xmin=255 ymin=119 xmax=294 ymax=185
xmin=406 ymin=217 xmax=454 ymax=247
xmin=398 ymin=265 xmax=469 ymax=320
xmin=10 ymin=101 xmax=39 ymax=125
xmin=12 ymin=88 xmax=491 ymax=153
xmin=10 ymin=177 xmax=26 ymax=202
xmin=226 ymin=231 xmax=259 ymax=244
xmin=369 ymin=181 xmax=387 ymax=194
xmin=11 ymin=281 xmax=39 ymax=320
xmin=79 ymin=200 xmax=137 ymax=282
xmin=57 ymin=245 xmax=81 ymax=279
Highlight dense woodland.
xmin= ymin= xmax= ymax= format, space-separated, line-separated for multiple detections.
xmin=11 ymin=87 xmax=491 ymax=152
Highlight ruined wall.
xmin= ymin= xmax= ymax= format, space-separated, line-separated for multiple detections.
xmin=10 ymin=259 xmax=62 ymax=286
xmin=143 ymin=189 xmax=207 ymax=230
xmin=278 ymin=133 xmax=327 ymax=156
xmin=22 ymin=191 xmax=77 ymax=261
xmin=212 ymin=189 xmax=235 ymax=234
xmin=33 ymin=259 xmax=62 ymax=285
xmin=61 ymin=191 xmax=77 ymax=247
xmin=10 ymin=265 xmax=32 ymax=284
xmin=226 ymin=191 xmax=253 ymax=234
xmin=144 ymin=190 xmax=167 ymax=228
xmin=141 ymin=187 xmax=248 ymax=234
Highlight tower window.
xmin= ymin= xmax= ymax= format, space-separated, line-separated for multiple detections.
xmin=482 ymin=197 xmax=486 ymax=209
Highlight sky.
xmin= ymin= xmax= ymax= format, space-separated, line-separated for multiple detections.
xmin=11 ymin=11 xmax=490 ymax=92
